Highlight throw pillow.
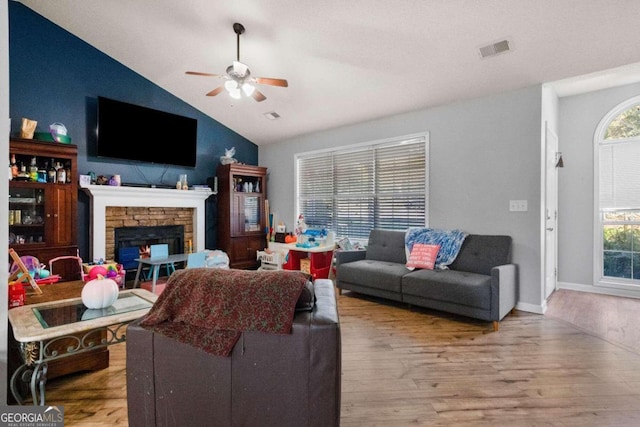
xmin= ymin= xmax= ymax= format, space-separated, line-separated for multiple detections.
xmin=406 ymin=243 xmax=440 ymax=270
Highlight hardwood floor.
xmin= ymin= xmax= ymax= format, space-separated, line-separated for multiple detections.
xmin=545 ymin=288 xmax=640 ymax=354
xmin=41 ymin=288 xmax=640 ymax=426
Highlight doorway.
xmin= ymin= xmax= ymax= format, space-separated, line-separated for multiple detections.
xmin=544 ymin=123 xmax=559 ymax=299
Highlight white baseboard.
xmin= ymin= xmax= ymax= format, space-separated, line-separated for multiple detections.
xmin=516 ymin=301 xmax=546 ymax=315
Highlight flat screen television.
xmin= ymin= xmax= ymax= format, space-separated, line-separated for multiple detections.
xmin=96 ymin=96 xmax=198 ymax=167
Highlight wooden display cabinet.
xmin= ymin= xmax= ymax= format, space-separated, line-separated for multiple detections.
xmin=9 ymin=138 xmax=80 ymax=280
xmin=217 ymin=164 xmax=267 ymax=269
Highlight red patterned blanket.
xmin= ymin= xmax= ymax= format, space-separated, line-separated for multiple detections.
xmin=139 ymin=268 xmax=309 ymax=356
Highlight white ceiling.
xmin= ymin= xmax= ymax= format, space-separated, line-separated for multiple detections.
xmin=18 ymin=0 xmax=640 ymax=146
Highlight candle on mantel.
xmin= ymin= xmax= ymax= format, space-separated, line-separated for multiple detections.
xmin=187 ymin=239 xmax=193 ymax=254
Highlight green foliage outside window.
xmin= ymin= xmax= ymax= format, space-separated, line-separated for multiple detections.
xmin=603 ymin=224 xmax=640 ymax=279
xmin=604 ymin=105 xmax=640 ymax=140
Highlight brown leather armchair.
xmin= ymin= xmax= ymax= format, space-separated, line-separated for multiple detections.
xmin=126 ymin=278 xmax=341 ymax=427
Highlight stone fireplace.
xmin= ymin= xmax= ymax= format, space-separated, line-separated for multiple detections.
xmin=105 ymin=207 xmax=192 ymax=262
xmin=113 ymin=221 xmax=185 ymax=257
xmin=81 ymin=184 xmax=213 ymax=261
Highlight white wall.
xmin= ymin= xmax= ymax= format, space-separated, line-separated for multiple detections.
xmin=558 ymin=81 xmax=640 ymax=297
xmin=261 ymin=85 xmax=544 ymax=311
xmin=1 ymin=0 xmax=10 ymax=405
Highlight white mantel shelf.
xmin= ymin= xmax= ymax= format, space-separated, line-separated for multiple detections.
xmin=81 ymin=184 xmax=215 ymax=260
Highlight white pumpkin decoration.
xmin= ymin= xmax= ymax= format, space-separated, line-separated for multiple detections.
xmin=81 ymin=275 xmax=119 ymax=309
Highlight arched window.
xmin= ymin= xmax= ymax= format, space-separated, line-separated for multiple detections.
xmin=596 ymin=96 xmax=640 ymax=288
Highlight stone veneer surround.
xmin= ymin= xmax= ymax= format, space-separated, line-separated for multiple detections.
xmin=105 ymin=207 xmax=193 ymax=262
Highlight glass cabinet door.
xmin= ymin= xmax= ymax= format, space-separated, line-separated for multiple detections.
xmin=244 ymin=195 xmax=261 ymax=232
xmin=9 ymin=186 xmax=46 ymax=246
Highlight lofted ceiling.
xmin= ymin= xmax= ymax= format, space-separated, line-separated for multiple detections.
xmin=18 ymin=0 xmax=640 ymax=146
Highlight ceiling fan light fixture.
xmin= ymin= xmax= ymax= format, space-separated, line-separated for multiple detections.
xmin=242 ymin=83 xmax=255 ymax=96
xmin=228 ymin=87 xmax=242 ymax=99
xmin=224 ymin=80 xmax=238 ymax=92
xmin=233 ymin=61 xmax=249 ymax=77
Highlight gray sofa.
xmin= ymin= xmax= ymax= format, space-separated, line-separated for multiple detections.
xmin=335 ymin=229 xmax=518 ymax=330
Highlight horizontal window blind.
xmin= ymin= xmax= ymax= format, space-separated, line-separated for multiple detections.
xmin=297 ymin=135 xmax=427 ymax=239
xmin=600 ymin=140 xmax=640 ymax=210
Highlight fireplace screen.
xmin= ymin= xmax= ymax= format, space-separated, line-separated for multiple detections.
xmin=114 ymin=225 xmax=184 ymax=270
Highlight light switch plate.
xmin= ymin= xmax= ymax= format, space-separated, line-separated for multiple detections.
xmin=509 ymin=200 xmax=528 ymax=212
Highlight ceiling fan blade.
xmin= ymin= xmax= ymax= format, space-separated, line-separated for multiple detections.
xmin=255 ymin=77 xmax=288 ymax=87
xmin=251 ymin=89 xmax=267 ymax=102
xmin=206 ymin=87 xmax=225 ymax=97
xmin=186 ymin=71 xmax=221 ymax=77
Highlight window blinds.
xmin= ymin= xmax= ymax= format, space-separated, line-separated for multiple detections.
xmin=600 ymin=140 xmax=640 ymax=210
xmin=297 ymin=136 xmax=427 ymax=239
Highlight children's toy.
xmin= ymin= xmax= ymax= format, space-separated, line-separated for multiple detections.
xmin=49 ymin=250 xmax=88 ymax=282
xmin=284 ymin=234 xmax=297 ymax=244
xmin=49 ymin=250 xmax=126 ymax=287
xmin=295 ymin=214 xmax=307 ymax=236
xmin=295 ymin=228 xmax=328 ymax=248
xmin=256 ymin=250 xmax=285 ymax=271
xmin=8 ymin=248 xmax=42 ymax=294
xmin=9 ymin=252 xmax=60 ymax=285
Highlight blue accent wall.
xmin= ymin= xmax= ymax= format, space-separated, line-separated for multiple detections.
xmin=9 ymin=2 xmax=257 ymax=258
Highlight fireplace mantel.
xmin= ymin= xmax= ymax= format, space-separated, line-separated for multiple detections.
xmin=81 ymin=184 xmax=214 ymax=260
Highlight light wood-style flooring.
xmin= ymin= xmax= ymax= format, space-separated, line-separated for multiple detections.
xmin=40 ymin=288 xmax=640 ymax=426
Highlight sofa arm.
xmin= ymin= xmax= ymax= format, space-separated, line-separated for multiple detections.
xmin=335 ymin=250 xmax=366 ymax=266
xmin=490 ymin=263 xmax=518 ymax=323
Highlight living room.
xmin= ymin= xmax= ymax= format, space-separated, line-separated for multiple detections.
xmin=4 ymin=1 xmax=640 ymax=425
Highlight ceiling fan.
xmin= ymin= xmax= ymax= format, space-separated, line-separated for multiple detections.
xmin=186 ymin=22 xmax=288 ymax=102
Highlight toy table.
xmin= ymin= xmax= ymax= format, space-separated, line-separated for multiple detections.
xmin=268 ymin=242 xmax=336 ymax=280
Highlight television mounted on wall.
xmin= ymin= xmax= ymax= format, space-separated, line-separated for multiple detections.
xmin=96 ymin=96 xmax=198 ymax=167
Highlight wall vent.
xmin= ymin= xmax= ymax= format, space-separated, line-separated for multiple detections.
xmin=478 ymin=39 xmax=512 ymax=59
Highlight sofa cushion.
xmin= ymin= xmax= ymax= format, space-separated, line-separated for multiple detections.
xmin=365 ymin=229 xmax=407 ymax=264
xmin=402 ymin=269 xmax=492 ymax=310
xmin=338 ymin=259 xmax=407 ymax=293
xmin=448 ymin=234 xmax=512 ymax=275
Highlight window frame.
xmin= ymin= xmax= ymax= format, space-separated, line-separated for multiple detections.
xmin=295 ymin=132 xmax=429 ymax=243
xmin=594 ymin=95 xmax=640 ymax=291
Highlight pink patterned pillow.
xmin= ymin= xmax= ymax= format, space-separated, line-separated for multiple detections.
xmin=406 ymin=243 xmax=440 ymax=270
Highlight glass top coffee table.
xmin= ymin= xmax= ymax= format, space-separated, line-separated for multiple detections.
xmin=8 ymin=289 xmax=157 ymax=405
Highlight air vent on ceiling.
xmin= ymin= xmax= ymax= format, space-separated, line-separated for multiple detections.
xmin=263 ymin=111 xmax=280 ymax=120
xmin=478 ymin=39 xmax=512 ymax=59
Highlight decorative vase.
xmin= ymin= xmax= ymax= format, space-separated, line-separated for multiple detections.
xmin=81 ymin=276 xmax=119 ymax=309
